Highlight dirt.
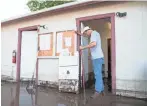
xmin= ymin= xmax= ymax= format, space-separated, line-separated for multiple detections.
xmin=1 ymin=82 xmax=147 ymax=106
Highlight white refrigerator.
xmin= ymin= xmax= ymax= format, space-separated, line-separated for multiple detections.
xmin=58 ymin=56 xmax=79 ymax=94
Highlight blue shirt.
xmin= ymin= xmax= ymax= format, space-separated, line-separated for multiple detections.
xmin=90 ymin=31 xmax=104 ymax=60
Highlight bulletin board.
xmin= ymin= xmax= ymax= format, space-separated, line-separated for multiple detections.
xmin=38 ymin=33 xmax=53 ymax=56
xmin=56 ymin=30 xmax=75 ymax=56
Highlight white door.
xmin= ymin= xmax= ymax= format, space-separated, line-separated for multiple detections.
xmin=20 ymin=31 xmax=38 ymax=79
xmin=81 ymin=22 xmax=89 ymax=82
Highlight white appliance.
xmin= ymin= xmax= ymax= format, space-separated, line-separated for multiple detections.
xmin=58 ymin=55 xmax=79 ymax=94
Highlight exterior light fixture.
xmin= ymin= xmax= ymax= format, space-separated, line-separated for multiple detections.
xmin=116 ymin=12 xmax=127 ymax=17
xmin=39 ymin=25 xmax=48 ymax=29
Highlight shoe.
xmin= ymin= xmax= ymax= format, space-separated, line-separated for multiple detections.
xmin=90 ymin=92 xmax=100 ymax=99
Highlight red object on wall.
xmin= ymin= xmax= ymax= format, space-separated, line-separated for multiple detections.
xmin=12 ymin=50 xmax=16 ymax=63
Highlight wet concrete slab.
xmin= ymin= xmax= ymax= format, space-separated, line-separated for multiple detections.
xmin=1 ymin=82 xmax=147 ymax=106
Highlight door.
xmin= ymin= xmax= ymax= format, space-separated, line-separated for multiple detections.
xmin=80 ymin=22 xmax=89 ymax=83
xmin=20 ymin=31 xmax=38 ymax=79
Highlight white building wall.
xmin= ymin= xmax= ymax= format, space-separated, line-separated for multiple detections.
xmin=143 ymin=3 xmax=147 ymax=73
xmin=142 ymin=3 xmax=147 ymax=73
xmin=1 ymin=28 xmax=18 ymax=79
xmin=115 ymin=2 xmax=147 ymax=98
xmin=38 ymin=58 xmax=59 ymax=84
xmin=1 ymin=1 xmax=147 ymax=97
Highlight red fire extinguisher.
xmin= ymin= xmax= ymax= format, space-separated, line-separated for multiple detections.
xmin=12 ymin=50 xmax=16 ymax=63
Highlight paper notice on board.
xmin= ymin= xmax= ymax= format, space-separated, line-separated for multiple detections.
xmin=65 ymin=37 xmax=71 ymax=47
xmin=45 ymin=35 xmax=50 ymax=50
xmin=57 ymin=33 xmax=63 ymax=52
xmin=40 ymin=34 xmax=50 ymax=50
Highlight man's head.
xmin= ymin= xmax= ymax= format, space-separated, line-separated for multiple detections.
xmin=83 ymin=26 xmax=93 ymax=37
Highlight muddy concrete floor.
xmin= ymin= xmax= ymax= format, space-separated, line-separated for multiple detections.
xmin=1 ymin=82 xmax=147 ymax=106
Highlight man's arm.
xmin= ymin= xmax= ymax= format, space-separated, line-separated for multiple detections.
xmin=74 ymin=31 xmax=83 ymax=36
xmin=80 ymin=31 xmax=97 ymax=50
xmin=80 ymin=41 xmax=96 ymax=50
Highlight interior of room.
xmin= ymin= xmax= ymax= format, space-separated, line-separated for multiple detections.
xmin=81 ymin=18 xmax=112 ymax=92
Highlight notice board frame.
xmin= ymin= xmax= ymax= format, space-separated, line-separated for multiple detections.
xmin=38 ymin=32 xmax=54 ymax=56
xmin=55 ymin=30 xmax=75 ymax=56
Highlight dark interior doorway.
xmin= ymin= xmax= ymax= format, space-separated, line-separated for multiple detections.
xmin=107 ymin=38 xmax=112 ymax=92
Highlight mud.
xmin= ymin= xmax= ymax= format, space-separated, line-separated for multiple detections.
xmin=1 ymin=82 xmax=147 ymax=106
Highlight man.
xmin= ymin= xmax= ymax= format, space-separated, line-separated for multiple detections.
xmin=75 ymin=26 xmax=104 ymax=98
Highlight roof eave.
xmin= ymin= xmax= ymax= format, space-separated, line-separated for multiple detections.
xmin=1 ymin=1 xmax=103 ymax=24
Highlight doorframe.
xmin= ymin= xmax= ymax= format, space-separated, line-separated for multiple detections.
xmin=17 ymin=25 xmax=39 ymax=84
xmin=76 ymin=13 xmax=116 ymax=93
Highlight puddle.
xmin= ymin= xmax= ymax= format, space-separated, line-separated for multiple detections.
xmin=1 ymin=82 xmax=147 ymax=106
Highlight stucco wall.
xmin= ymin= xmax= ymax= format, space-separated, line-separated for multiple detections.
xmin=38 ymin=58 xmax=59 ymax=83
xmin=1 ymin=28 xmax=18 ymax=79
xmin=1 ymin=1 xmax=147 ymax=97
xmin=143 ymin=2 xmax=147 ymax=75
xmin=114 ymin=2 xmax=147 ymax=98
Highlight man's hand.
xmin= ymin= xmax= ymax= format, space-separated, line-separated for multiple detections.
xmin=74 ymin=30 xmax=78 ymax=34
xmin=74 ymin=30 xmax=82 ymax=36
xmin=79 ymin=42 xmax=96 ymax=51
xmin=79 ymin=46 xmax=84 ymax=50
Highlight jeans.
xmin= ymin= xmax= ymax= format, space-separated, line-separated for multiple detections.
xmin=92 ymin=58 xmax=104 ymax=92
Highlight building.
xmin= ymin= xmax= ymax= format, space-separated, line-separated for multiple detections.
xmin=1 ymin=1 xmax=147 ymax=98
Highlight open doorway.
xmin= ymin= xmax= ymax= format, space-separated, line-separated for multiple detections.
xmin=76 ymin=13 xmax=116 ymax=94
xmin=81 ymin=18 xmax=112 ymax=93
